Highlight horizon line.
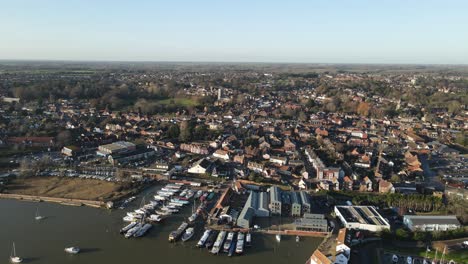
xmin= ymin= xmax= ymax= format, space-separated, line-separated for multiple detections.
xmin=1 ymin=59 xmax=467 ymax=67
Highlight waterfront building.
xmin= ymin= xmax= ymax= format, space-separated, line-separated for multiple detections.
xmin=299 ymin=191 xmax=311 ymax=214
xmin=334 ymin=205 xmax=390 ymax=232
xmin=269 ymin=186 xmax=282 ymax=215
xmin=290 ymin=192 xmax=302 ymax=217
xmin=294 ymin=214 xmax=328 ymax=232
xmin=403 ymin=215 xmax=461 ymax=232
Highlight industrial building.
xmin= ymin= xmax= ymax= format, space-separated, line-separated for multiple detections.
xmin=299 ymin=191 xmax=311 ymax=214
xmin=269 ymin=186 xmax=282 ymax=215
xmin=97 ymin=141 xmax=136 ymax=156
xmin=334 ymin=206 xmax=390 ymax=232
xmin=403 ymin=215 xmax=461 ymax=232
xmin=236 ymin=191 xmax=270 ymax=229
xmin=290 ymin=192 xmax=302 ymax=217
xmin=295 ymin=213 xmax=328 ymax=232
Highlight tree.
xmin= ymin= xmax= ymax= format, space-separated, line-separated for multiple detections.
xmin=179 ymin=121 xmax=193 ymax=142
xmin=390 ymin=174 xmax=401 ymax=183
xmin=167 ymin=124 xmax=180 ymax=139
xmin=356 ymin=102 xmax=371 ymax=116
xmin=396 ymin=228 xmax=410 ymax=240
xmin=57 ymin=130 xmax=72 ymax=147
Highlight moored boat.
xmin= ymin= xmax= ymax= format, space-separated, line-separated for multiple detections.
xmin=168 ymin=222 xmax=188 ymax=242
xmin=223 ymin=232 xmax=235 ymax=252
xmin=120 ymin=222 xmax=137 ymax=233
xmin=181 ymin=227 xmax=195 ymax=242
xmin=64 ymin=247 xmax=80 ymax=254
xmin=197 ymin=229 xmax=212 ymax=248
xmin=205 ymin=230 xmax=218 ymax=249
xmin=211 ymin=230 xmax=227 ymax=254
xmin=245 ymin=233 xmax=252 ymax=247
xmin=236 ymin=233 xmax=245 ymax=254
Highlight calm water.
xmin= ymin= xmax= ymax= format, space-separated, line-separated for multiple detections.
xmin=0 ymin=186 xmax=322 ymax=264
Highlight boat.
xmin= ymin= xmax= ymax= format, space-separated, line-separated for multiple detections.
xmin=236 ymin=233 xmax=245 ymax=254
xmin=296 ymin=235 xmax=300 ymax=243
xmin=35 ymin=207 xmax=45 ymax=221
xmin=223 ymin=232 xmax=235 ymax=252
xmin=134 ymin=223 xmax=152 ymax=237
xmin=205 ymin=230 xmax=218 ymax=249
xmin=194 ymin=190 xmax=203 ymax=199
xmin=211 ymin=231 xmax=227 ymax=254
xmin=120 ymin=222 xmax=137 ymax=233
xmin=392 ymin=254 xmax=399 ymax=263
xmin=64 ymin=247 xmax=80 ymax=254
xmin=228 ymin=236 xmax=237 ymax=257
xmin=168 ymin=222 xmax=188 ymax=242
xmin=197 ymin=229 xmax=212 ymax=248
xmin=125 ymin=223 xmax=143 ymax=238
xmin=10 ymin=242 xmax=23 ymax=263
xmin=276 ymin=234 xmax=281 ymax=242
xmin=148 ymin=214 xmax=163 ymax=222
xmin=245 ymin=233 xmax=252 ymax=247
xmin=407 ymin=256 xmax=412 ymax=264
xmin=181 ymin=227 xmax=195 ymax=242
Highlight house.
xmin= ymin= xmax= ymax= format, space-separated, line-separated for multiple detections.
xmin=342 ymin=176 xmax=353 ymax=191
xmin=283 ymin=137 xmax=296 ymax=152
xmin=213 ymin=149 xmax=230 ymax=160
xmin=270 ymin=156 xmax=288 ymax=165
xmin=233 ymin=154 xmax=245 ymax=164
xmin=378 ymin=180 xmax=395 ymax=193
xmin=188 ymin=159 xmax=213 ymax=174
xmin=335 ymin=228 xmax=351 ymax=262
xmin=247 ymin=161 xmax=264 ymax=173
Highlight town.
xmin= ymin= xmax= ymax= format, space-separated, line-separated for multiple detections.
xmin=0 ymin=62 xmax=467 ymax=264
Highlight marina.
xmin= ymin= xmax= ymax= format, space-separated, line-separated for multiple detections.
xmin=0 ymin=184 xmax=322 ymax=264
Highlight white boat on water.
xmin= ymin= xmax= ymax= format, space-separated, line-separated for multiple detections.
xmin=120 ymin=222 xmax=137 ymax=233
xmin=134 ymin=223 xmax=152 ymax=237
xmin=125 ymin=223 xmax=143 ymax=238
xmin=245 ymin=233 xmax=252 ymax=247
xmin=236 ymin=233 xmax=245 ymax=254
xmin=211 ymin=231 xmax=227 ymax=255
xmin=197 ymin=229 xmax=212 ymax=247
xmin=35 ymin=207 xmax=45 ymax=221
xmin=181 ymin=227 xmax=195 ymax=242
xmin=64 ymin=247 xmax=80 ymax=254
xmin=194 ymin=190 xmax=203 ymax=199
xmin=296 ymin=236 xmax=300 ymax=242
xmin=275 ymin=234 xmax=281 ymax=242
xmin=10 ymin=242 xmax=23 ymax=263
xmin=223 ymin=232 xmax=235 ymax=252
xmin=148 ymin=214 xmax=163 ymax=222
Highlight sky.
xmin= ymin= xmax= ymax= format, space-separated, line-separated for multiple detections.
xmin=0 ymin=0 xmax=467 ymax=64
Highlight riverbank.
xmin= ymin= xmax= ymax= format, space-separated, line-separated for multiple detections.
xmin=2 ymin=176 xmax=135 ymax=203
xmin=0 ymin=193 xmax=105 ymax=207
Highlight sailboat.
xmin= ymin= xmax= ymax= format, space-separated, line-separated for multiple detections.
xmin=10 ymin=242 xmax=23 ymax=263
xmin=35 ymin=206 xmax=44 ymax=221
xmin=275 ymin=215 xmax=281 ymax=242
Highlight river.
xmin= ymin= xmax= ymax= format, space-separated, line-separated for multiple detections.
xmin=0 ymin=186 xmax=322 ymax=264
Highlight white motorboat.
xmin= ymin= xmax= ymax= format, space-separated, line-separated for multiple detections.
xmin=148 ymin=214 xmax=163 ymax=222
xmin=134 ymin=224 xmax=152 ymax=237
xmin=64 ymin=247 xmax=80 ymax=254
xmin=10 ymin=242 xmax=23 ymax=263
xmin=35 ymin=207 xmax=45 ymax=221
xmin=236 ymin=233 xmax=245 ymax=254
xmin=120 ymin=222 xmax=137 ymax=233
xmin=296 ymin=235 xmax=300 ymax=242
xmin=275 ymin=234 xmax=281 ymax=242
xmin=196 ymin=229 xmax=211 ymax=247
xmin=223 ymin=232 xmax=235 ymax=252
xmin=181 ymin=227 xmax=195 ymax=242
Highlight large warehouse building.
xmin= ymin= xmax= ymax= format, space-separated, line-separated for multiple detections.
xmin=403 ymin=215 xmax=461 ymax=232
xmin=334 ymin=205 xmax=390 ymax=232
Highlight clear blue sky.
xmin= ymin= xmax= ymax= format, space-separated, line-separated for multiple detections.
xmin=1 ymin=0 xmax=467 ymax=64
